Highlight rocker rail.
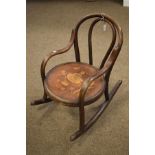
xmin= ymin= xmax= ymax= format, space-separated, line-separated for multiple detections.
xmin=70 ymin=80 xmax=122 ymax=141
xmin=31 ymin=13 xmax=123 ymax=141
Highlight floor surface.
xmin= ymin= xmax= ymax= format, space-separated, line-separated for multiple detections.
xmin=27 ymin=0 xmax=129 ymax=154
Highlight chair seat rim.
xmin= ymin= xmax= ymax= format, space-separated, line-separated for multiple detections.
xmin=44 ymin=61 xmax=106 ymax=107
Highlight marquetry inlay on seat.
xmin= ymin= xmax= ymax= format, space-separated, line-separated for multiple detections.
xmin=31 ymin=14 xmax=123 ymax=141
xmin=44 ymin=62 xmax=105 ymax=104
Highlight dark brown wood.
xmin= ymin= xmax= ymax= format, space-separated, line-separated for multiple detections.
xmin=70 ymin=80 xmax=122 ymax=141
xmin=74 ymin=14 xmax=123 ymax=66
xmin=33 ymin=29 xmax=75 ymax=104
xmin=31 ymin=13 xmax=123 ymax=141
xmin=31 ymin=98 xmax=52 ymax=106
xmin=88 ymin=18 xmax=117 ymax=67
xmin=88 ymin=18 xmax=99 ymax=65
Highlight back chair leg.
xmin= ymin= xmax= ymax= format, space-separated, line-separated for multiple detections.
xmin=31 ymin=88 xmax=52 ymax=106
xmin=70 ymin=80 xmax=122 ymax=141
xmin=104 ymin=71 xmax=111 ymax=101
xmin=104 ymin=82 xmax=109 ymax=101
xmin=31 ymin=97 xmax=52 ymax=106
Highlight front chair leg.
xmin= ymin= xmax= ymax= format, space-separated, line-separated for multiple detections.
xmin=70 ymin=105 xmax=85 ymax=141
xmin=70 ymin=80 xmax=122 ymax=141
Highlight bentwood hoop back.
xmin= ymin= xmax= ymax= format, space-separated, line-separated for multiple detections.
xmin=31 ymin=13 xmax=123 ymax=141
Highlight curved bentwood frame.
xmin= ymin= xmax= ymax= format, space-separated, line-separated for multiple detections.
xmin=31 ymin=14 xmax=123 ymax=141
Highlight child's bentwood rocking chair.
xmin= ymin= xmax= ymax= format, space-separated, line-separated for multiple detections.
xmin=31 ymin=13 xmax=123 ymax=141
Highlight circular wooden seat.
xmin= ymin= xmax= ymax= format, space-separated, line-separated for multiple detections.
xmin=44 ymin=62 xmax=105 ymax=106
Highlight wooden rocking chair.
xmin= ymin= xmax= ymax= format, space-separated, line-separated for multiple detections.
xmin=31 ymin=13 xmax=123 ymax=141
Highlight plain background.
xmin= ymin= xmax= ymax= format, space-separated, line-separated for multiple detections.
xmin=0 ymin=0 xmax=155 ymax=155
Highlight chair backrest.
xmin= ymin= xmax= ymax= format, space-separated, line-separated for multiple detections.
xmin=73 ymin=14 xmax=123 ymax=72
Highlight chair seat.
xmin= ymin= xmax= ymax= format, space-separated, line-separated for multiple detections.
xmin=44 ymin=62 xmax=105 ymax=105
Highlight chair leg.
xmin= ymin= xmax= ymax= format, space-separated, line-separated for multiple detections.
xmin=70 ymin=104 xmax=85 ymax=141
xmin=104 ymin=72 xmax=111 ymax=101
xmin=31 ymin=98 xmax=52 ymax=106
xmin=104 ymin=82 xmax=109 ymax=101
xmin=70 ymin=80 xmax=122 ymax=141
xmin=31 ymin=90 xmax=52 ymax=106
xmin=79 ymin=105 xmax=85 ymax=130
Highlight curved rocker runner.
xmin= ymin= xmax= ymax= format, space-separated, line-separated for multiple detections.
xmin=31 ymin=13 xmax=123 ymax=141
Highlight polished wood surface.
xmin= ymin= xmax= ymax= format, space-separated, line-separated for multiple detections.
xmin=31 ymin=13 xmax=123 ymax=141
xmin=45 ymin=62 xmax=105 ymax=104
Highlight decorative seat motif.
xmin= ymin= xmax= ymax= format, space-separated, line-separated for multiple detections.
xmin=44 ymin=62 xmax=105 ymax=105
xmin=31 ymin=13 xmax=123 ymax=141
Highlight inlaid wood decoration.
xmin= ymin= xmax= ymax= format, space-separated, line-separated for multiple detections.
xmin=31 ymin=14 xmax=123 ymax=141
xmin=45 ymin=62 xmax=104 ymax=103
